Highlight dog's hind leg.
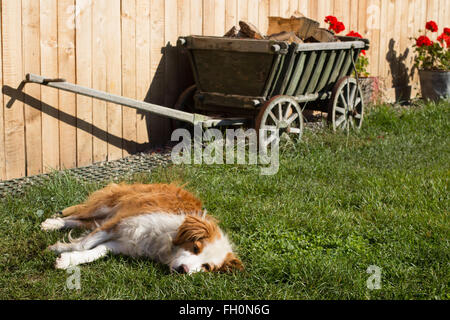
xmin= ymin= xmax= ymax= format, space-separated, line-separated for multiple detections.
xmin=48 ymin=229 xmax=113 ymax=254
xmin=54 ymin=241 xmax=120 ymax=269
xmin=40 ymin=216 xmax=89 ymax=231
xmin=58 ymin=184 xmax=130 ymax=220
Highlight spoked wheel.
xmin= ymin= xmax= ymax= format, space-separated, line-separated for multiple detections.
xmin=255 ymin=95 xmax=304 ymax=145
xmin=328 ymin=77 xmax=364 ymax=132
xmin=171 ymin=84 xmax=197 ymax=131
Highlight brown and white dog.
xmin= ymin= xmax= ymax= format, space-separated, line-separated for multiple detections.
xmin=41 ymin=183 xmax=243 ymax=274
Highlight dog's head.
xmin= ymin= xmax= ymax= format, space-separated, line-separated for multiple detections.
xmin=170 ymin=214 xmax=243 ymax=274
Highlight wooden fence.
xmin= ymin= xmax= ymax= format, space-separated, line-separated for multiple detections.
xmin=0 ymin=0 xmax=449 ymax=180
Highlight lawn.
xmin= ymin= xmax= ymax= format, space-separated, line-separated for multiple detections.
xmin=0 ymin=100 xmax=448 ymax=300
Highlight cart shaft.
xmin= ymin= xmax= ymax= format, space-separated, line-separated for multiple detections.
xmin=25 ymin=73 xmax=209 ymax=125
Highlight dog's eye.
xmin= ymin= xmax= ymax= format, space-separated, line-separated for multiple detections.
xmin=202 ymin=264 xmax=211 ymax=271
xmin=193 ymin=244 xmax=199 ymax=254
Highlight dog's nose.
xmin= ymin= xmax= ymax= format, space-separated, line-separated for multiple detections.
xmin=175 ymin=264 xmax=189 ymax=274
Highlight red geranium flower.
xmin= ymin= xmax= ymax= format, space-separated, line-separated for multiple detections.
xmin=441 ymin=34 xmax=450 ymax=47
xmin=346 ymin=31 xmax=362 ymax=38
xmin=425 ymin=20 xmax=438 ymax=32
xmin=325 ymin=15 xmax=345 ymax=34
xmin=346 ymin=31 xmax=366 ymax=55
xmin=444 ymin=27 xmax=450 ymax=36
xmin=335 ymin=21 xmax=346 ymax=34
xmin=416 ymin=35 xmax=433 ymax=47
xmin=325 ymin=15 xmax=338 ymax=25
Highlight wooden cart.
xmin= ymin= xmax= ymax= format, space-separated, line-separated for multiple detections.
xmin=176 ymin=35 xmax=370 ymax=141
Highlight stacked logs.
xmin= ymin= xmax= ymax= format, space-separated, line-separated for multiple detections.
xmin=224 ymin=12 xmax=337 ymax=44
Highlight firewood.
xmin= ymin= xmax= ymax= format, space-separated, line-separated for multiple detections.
xmin=268 ymin=16 xmax=320 ymax=40
xmin=304 ymin=28 xmax=337 ymax=43
xmin=224 ymin=26 xmax=239 ymax=38
xmin=268 ymin=31 xmax=303 ymax=44
xmin=238 ymin=21 xmax=264 ymax=40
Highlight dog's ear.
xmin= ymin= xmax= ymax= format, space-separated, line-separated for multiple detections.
xmin=219 ymin=252 xmax=244 ymax=272
xmin=173 ymin=215 xmax=219 ymax=246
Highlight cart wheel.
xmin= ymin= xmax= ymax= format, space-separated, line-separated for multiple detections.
xmin=171 ymin=85 xmax=197 ymax=131
xmin=255 ymin=95 xmax=304 ymax=145
xmin=328 ymin=77 xmax=364 ymax=132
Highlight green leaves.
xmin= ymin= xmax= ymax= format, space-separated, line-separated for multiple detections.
xmin=413 ymin=40 xmax=449 ymax=71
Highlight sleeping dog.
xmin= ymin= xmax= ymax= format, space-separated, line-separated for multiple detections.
xmin=41 ymin=183 xmax=243 ymax=274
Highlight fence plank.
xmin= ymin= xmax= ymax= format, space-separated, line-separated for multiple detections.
xmin=2 ymin=0 xmax=26 ymax=179
xmin=298 ymin=0 xmax=308 ymax=16
xmin=248 ymin=0 xmax=259 ymax=25
xmin=191 ymin=0 xmax=203 ymax=35
xmin=215 ymin=0 xmax=226 ymax=36
xmin=149 ymin=0 xmax=166 ymax=146
xmin=204 ymin=0 xmax=215 ymax=35
xmin=0 ymin=8 xmax=4 ymax=180
xmin=22 ymin=0 xmax=43 ymax=176
xmin=40 ymin=0 xmax=60 ymax=173
xmin=105 ymin=0 xmax=123 ymax=160
xmin=270 ymin=0 xmax=280 ymax=16
xmin=121 ymin=0 xmax=137 ymax=157
xmin=58 ymin=0 xmax=77 ymax=169
xmin=92 ymin=0 xmax=108 ymax=162
xmin=280 ymin=0 xmax=289 ymax=18
xmin=258 ymin=0 xmax=269 ymax=35
xmin=226 ymin=0 xmax=237 ymax=30
xmin=238 ymin=0 xmax=249 ymax=22
xmin=75 ymin=0 xmax=93 ymax=166
xmin=135 ymin=0 xmax=150 ymax=151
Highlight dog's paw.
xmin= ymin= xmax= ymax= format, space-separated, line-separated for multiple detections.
xmin=41 ymin=218 xmax=64 ymax=231
xmin=48 ymin=242 xmax=70 ymax=254
xmin=55 ymin=253 xmax=76 ymax=270
xmin=51 ymin=211 xmax=63 ymax=218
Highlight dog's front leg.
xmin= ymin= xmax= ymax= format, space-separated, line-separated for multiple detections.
xmin=48 ymin=230 xmax=113 ymax=254
xmin=54 ymin=241 xmax=119 ymax=269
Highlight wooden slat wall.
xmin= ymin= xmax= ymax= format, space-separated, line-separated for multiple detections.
xmin=0 ymin=0 xmax=448 ymax=180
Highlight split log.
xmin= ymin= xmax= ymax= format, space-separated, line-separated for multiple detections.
xmin=238 ymin=21 xmax=264 ymax=40
xmin=268 ymin=31 xmax=303 ymax=43
xmin=224 ymin=26 xmax=239 ymax=38
xmin=268 ymin=16 xmax=320 ymax=40
xmin=304 ymin=28 xmax=337 ymax=43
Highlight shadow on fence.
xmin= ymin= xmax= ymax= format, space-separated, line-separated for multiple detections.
xmin=2 ymin=43 xmax=194 ymax=156
xmin=386 ymin=39 xmax=416 ymax=103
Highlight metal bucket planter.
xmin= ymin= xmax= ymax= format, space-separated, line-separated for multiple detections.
xmin=419 ymin=70 xmax=450 ymax=101
xmin=358 ymin=76 xmax=380 ymax=105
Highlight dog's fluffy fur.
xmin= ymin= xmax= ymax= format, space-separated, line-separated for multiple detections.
xmin=41 ymin=183 xmax=243 ymax=274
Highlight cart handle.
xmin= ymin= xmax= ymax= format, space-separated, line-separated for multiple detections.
xmin=24 ymin=73 xmax=210 ymax=125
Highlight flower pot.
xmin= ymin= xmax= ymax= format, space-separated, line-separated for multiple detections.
xmin=358 ymin=76 xmax=380 ymax=105
xmin=419 ymin=70 xmax=450 ymax=101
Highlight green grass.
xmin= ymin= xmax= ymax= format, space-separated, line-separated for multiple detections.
xmin=0 ymin=100 xmax=449 ymax=300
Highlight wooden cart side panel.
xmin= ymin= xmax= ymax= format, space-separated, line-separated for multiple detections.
xmin=315 ymin=50 xmax=337 ymax=93
xmin=306 ymin=50 xmax=327 ymax=94
xmin=295 ymin=51 xmax=317 ymax=96
xmin=285 ymin=52 xmax=307 ymax=96
xmin=326 ymin=49 xmax=347 ymax=88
